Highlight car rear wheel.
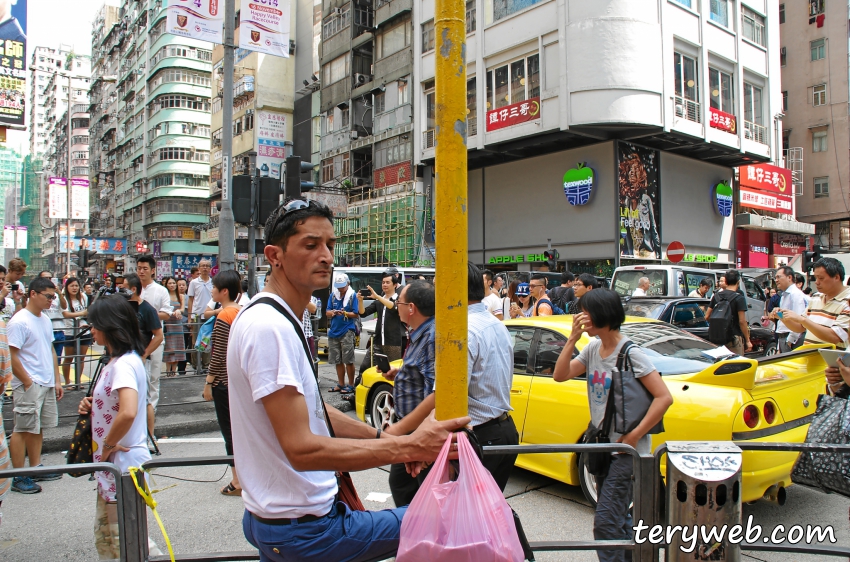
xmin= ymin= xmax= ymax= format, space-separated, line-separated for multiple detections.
xmin=763 ymin=341 xmax=778 ymax=356
xmin=368 ymin=384 xmax=397 ymax=430
xmin=579 ymin=455 xmax=599 ymax=506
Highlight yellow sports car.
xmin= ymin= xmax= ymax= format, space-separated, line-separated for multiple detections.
xmin=354 ymin=316 xmax=828 ymax=505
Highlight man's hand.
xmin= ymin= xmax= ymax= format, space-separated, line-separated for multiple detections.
xmin=383 ymin=366 xmax=399 ymax=381
xmin=0 ymin=282 xmax=10 ymax=301
xmin=777 ymin=308 xmax=805 ymax=325
xmin=616 ymin=431 xmax=640 ymax=450
xmin=745 ymin=339 xmax=753 ymax=352
xmin=79 ymin=396 xmax=92 ymax=415
xmin=408 ymin=411 xmax=471 ymax=463
xmin=326 ymin=308 xmax=335 ymax=319
xmin=173 ymin=309 xmax=182 ymax=320
xmin=367 ymin=285 xmax=378 ymax=298
xmin=202 ymin=384 xmax=213 ymax=402
xmin=55 ymin=385 xmax=64 ymax=401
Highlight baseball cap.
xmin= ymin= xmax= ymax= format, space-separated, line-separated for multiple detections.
xmin=516 ymin=283 xmax=530 ymax=296
xmin=333 ymin=273 xmax=350 ymax=288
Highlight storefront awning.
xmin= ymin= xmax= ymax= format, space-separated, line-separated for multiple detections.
xmin=735 ymin=213 xmax=815 ymax=235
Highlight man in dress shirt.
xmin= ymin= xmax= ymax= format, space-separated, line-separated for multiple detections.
xmin=771 ymin=266 xmax=808 ymax=352
xmin=135 ymin=255 xmax=174 ymax=436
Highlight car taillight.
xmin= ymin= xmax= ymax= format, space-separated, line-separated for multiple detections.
xmin=763 ymin=402 xmax=776 ymax=424
xmin=743 ymin=405 xmax=759 ymax=428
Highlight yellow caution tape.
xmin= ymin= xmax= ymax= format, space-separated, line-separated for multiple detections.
xmin=128 ymin=466 xmax=175 ymax=562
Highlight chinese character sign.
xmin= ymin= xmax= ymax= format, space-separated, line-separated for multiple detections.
xmin=48 ymin=177 xmax=67 ymax=219
xmin=70 ymin=178 xmax=90 ymax=220
xmin=0 ymin=0 xmax=26 ymax=128
xmin=239 ymin=0 xmax=291 ymax=58
xmin=739 ymin=187 xmax=793 ymax=213
xmin=156 ymin=260 xmax=172 ymax=279
xmin=739 ymin=163 xmax=793 ymax=195
xmin=171 ymin=255 xmax=218 ymax=279
xmin=256 ymin=110 xmax=287 ymax=179
xmin=59 ymin=237 xmax=129 ymax=255
xmin=486 ymin=98 xmax=540 ymax=132
xmin=709 ymin=107 xmax=737 ymax=134
xmin=167 ymin=0 xmax=224 ymax=44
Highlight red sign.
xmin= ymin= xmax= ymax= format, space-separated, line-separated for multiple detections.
xmin=209 ymin=0 xmax=219 ymax=16
xmin=666 ymin=241 xmax=686 ymax=263
xmin=709 ymin=107 xmax=737 ymax=134
xmin=740 ymin=163 xmax=793 ymax=195
xmin=135 ymin=241 xmax=148 ymax=253
xmin=374 ymin=162 xmax=413 ymax=188
xmin=740 ymin=187 xmax=794 ymax=213
xmin=486 ymin=97 xmax=540 ymax=132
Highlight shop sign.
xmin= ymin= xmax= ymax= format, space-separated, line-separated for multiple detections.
xmin=750 ymin=245 xmax=769 ymax=254
xmin=171 ymin=255 xmax=218 ymax=279
xmin=0 ymin=0 xmax=26 ymax=128
xmin=136 ymin=241 xmax=148 ymax=253
xmin=486 ymin=97 xmax=540 ymax=132
xmin=156 ymin=260 xmax=172 ymax=279
xmin=684 ymin=253 xmax=717 ymax=263
xmin=713 ymin=181 xmax=733 ymax=217
xmin=487 ymin=253 xmax=547 ymax=265
xmin=200 ymin=227 xmax=219 ymax=244
xmin=306 ymin=190 xmax=348 ymax=218
xmin=740 ymin=187 xmax=793 ymax=213
xmin=709 ymin=107 xmax=737 ymax=134
xmin=256 ymin=111 xmax=286 ymax=179
xmin=618 ymin=142 xmax=662 ymax=259
xmin=562 ymin=163 xmax=594 ymax=206
xmin=773 ymin=233 xmax=807 ymax=255
xmin=739 ymin=163 xmax=792 ymax=195
xmin=59 ymin=236 xmax=128 ymax=255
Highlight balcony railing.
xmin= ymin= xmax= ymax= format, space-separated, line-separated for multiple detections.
xmin=673 ymin=96 xmax=701 ymax=124
xmin=423 ymin=129 xmax=435 ymax=149
xmin=744 ymin=121 xmax=767 ymax=145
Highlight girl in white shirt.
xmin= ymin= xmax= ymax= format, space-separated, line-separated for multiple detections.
xmin=61 ymin=277 xmax=90 ymax=385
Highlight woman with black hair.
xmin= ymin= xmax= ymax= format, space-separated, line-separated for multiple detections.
xmin=77 ymin=295 xmax=150 ymax=560
xmin=552 ymin=288 xmax=672 ymax=562
xmin=61 ymin=277 xmax=90 ymax=385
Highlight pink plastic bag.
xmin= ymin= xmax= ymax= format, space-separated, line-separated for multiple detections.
xmin=397 ymin=432 xmax=525 ymax=562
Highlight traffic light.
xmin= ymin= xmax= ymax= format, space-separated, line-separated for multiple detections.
xmin=802 ymin=245 xmax=823 ymax=271
xmin=231 ymin=175 xmax=252 ymax=224
xmin=285 ymin=156 xmax=316 ymax=199
xmin=258 ymin=177 xmax=283 ymax=225
xmin=77 ymin=247 xmax=96 ymax=269
xmin=544 ymin=249 xmax=560 ymax=271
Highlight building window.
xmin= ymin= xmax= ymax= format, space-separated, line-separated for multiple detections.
xmin=741 ymin=7 xmax=766 ymax=47
xmin=672 ymin=0 xmax=692 ymax=7
xmin=813 ymin=83 xmax=827 ymax=106
xmin=709 ymin=68 xmax=733 ymax=114
xmin=780 ymin=47 xmax=786 ymax=66
xmin=810 ymin=0 xmax=824 ymax=16
xmin=466 ymin=0 xmax=476 ymax=33
xmin=374 ymin=91 xmax=385 ymax=114
xmin=488 ymin=0 xmax=546 ymax=23
xmin=674 ymin=52 xmax=699 ymax=122
xmin=375 ymin=136 xmax=411 ymax=169
xmin=467 ymin=76 xmax=477 ymax=136
xmin=814 ymin=176 xmax=829 ymax=197
xmin=421 ymin=20 xmax=435 ymax=54
xmin=811 ymin=39 xmax=825 ymax=61
xmin=779 ymin=3 xmax=785 ymax=23
xmin=813 ymin=130 xmax=828 ymax=152
xmin=743 ymin=83 xmax=763 ymax=125
xmin=326 ymin=110 xmax=335 ymax=133
xmin=377 ymin=20 xmax=410 ymax=59
xmin=341 ymin=107 xmax=350 ymax=128
xmin=398 ymin=79 xmax=409 ymax=105
xmin=782 ymin=90 xmax=788 ymax=111
xmin=322 ymin=54 xmax=349 ymax=85
xmin=426 ymin=90 xmax=435 ymax=130
xmin=486 ymin=53 xmax=540 ymax=110
xmin=322 ymin=4 xmax=351 ymax=39
xmin=709 ymin=0 xmax=728 ymax=27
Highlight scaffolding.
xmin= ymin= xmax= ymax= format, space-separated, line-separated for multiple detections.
xmin=334 ymin=182 xmax=433 ymax=267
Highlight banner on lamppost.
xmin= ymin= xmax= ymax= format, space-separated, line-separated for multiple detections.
xmin=239 ymin=0 xmax=291 ymax=58
xmin=70 ymin=178 xmax=90 ymax=220
xmin=2 ymin=226 xmax=12 ymax=249
xmin=166 ymin=0 xmax=224 ymax=44
xmin=256 ymin=110 xmax=286 ymax=179
xmin=48 ymin=176 xmax=67 ymax=219
xmin=16 ymin=226 xmax=26 ymax=250
xmin=0 ymin=0 xmax=27 ymax=128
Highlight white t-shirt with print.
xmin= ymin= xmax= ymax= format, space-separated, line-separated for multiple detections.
xmin=576 ymin=337 xmax=656 ymax=455
xmin=482 ymin=292 xmax=502 ymax=317
xmin=92 ymin=352 xmax=150 ymax=502
xmin=63 ymin=297 xmax=88 ymax=336
xmin=7 ymin=309 xmax=56 ymax=388
xmin=227 ymin=292 xmax=336 ymax=519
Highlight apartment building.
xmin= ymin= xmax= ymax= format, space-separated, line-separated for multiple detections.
xmin=29 ymin=45 xmax=75 ymax=159
xmin=779 ymin=0 xmax=850 ymax=250
xmin=0 ymin=146 xmax=23 ymax=263
xmin=87 ymin=0 xmax=214 ymax=278
xmin=16 ymin=155 xmax=48 ymax=272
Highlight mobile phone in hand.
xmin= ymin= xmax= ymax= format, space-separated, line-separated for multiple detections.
xmin=359 ymin=288 xmax=371 ymax=298
xmin=374 ymin=353 xmax=391 ymax=373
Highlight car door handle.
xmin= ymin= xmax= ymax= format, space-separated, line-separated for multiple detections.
xmin=511 ymin=389 xmax=523 ymax=395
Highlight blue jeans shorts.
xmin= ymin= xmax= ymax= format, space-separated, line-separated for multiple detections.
xmin=243 ymin=502 xmax=408 ymax=562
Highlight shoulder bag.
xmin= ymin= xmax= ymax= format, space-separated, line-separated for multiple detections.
xmin=791 ymin=393 xmax=850 ymax=498
xmin=66 ymin=365 xmax=103 ymax=477
xmin=612 ymin=341 xmax=665 ymax=435
xmin=582 ymin=374 xmax=617 ymax=477
xmin=245 ymin=297 xmax=365 ymax=511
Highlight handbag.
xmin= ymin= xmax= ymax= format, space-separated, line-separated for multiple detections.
xmin=66 ymin=368 xmax=103 ymax=477
xmin=194 ymin=315 xmax=216 ymax=353
xmin=791 ymin=394 xmax=850 ymax=498
xmin=582 ymin=376 xmax=616 ymax=477
xmin=612 ymin=341 xmax=664 ymax=435
xmin=245 ymin=297 xmax=365 ymax=511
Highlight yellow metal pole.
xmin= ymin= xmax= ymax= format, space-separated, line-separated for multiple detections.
xmin=434 ymin=0 xmax=468 ymax=420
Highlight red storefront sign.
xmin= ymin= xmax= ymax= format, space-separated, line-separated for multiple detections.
xmin=486 ymin=97 xmax=540 ymax=132
xmin=740 ymin=187 xmax=793 ymax=213
xmin=709 ymin=107 xmax=737 ymax=133
xmin=374 ymin=162 xmax=413 ymax=188
xmin=740 ymin=163 xmax=793 ymax=195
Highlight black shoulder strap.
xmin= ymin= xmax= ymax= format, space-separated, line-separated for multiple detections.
xmin=244 ymin=297 xmax=337 ymax=438
xmin=535 ymin=298 xmax=552 ymax=315
xmin=616 ymin=340 xmax=635 ymax=372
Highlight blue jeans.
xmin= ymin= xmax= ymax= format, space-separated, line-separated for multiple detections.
xmin=243 ymin=503 xmax=407 ymax=562
xmin=52 ymin=331 xmax=65 ymax=364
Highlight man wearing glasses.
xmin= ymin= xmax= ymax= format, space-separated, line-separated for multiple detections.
xmin=7 ymin=277 xmax=64 ymax=494
xmin=528 ymin=274 xmax=554 ymax=317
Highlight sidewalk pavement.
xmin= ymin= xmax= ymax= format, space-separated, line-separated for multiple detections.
xmin=1 ymin=354 xmax=349 ymax=454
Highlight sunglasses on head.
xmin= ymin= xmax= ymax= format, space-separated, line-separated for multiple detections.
xmin=264 ymin=199 xmax=319 ymax=244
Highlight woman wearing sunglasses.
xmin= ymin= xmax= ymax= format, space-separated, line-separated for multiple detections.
xmin=509 ymin=283 xmax=535 ymax=318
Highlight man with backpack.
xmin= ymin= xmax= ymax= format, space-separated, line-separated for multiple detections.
xmin=547 ymin=272 xmax=576 ymax=311
xmin=705 ymin=269 xmax=751 ymax=355
xmin=529 ymin=274 xmax=558 ymax=316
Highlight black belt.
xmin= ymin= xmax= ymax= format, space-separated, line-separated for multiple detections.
xmin=473 ymin=411 xmax=510 ymax=430
xmin=251 ymin=506 xmax=334 ymax=526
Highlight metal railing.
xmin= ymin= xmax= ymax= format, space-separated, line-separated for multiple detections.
xmin=744 ymin=120 xmax=767 ymax=144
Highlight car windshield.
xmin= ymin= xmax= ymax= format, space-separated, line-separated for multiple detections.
xmin=622 ymin=301 xmax=668 ymax=319
xmin=620 ymin=322 xmax=716 ymax=375
xmin=611 ymin=270 xmax=667 ymax=296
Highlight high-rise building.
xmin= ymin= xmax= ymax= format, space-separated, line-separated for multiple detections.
xmin=779 ymin=0 xmax=849 ymax=250
xmin=86 ymin=0 xmax=214 ymax=278
xmin=0 ymin=146 xmax=23 ymax=264
xmin=29 ymin=45 xmax=75 ymax=159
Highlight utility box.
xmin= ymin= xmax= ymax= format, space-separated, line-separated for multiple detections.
xmin=666 ymin=441 xmax=742 ymax=561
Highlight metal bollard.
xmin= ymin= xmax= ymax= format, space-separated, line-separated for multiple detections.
xmin=666 ymin=441 xmax=742 ymax=561
xmin=74 ymin=318 xmax=83 ymax=387
xmin=120 ymin=471 xmax=150 ymax=562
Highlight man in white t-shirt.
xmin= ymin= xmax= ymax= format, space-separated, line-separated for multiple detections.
xmin=481 ymin=269 xmax=503 ymax=318
xmin=7 ymin=277 xmax=64 ymax=494
xmin=188 ymin=259 xmax=213 ymax=370
xmin=632 ymin=277 xmax=650 ymax=297
xmin=135 ymin=256 xmax=174 ymax=436
xmin=229 ymin=198 xmax=468 ymax=561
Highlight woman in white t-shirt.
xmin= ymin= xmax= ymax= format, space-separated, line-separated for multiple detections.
xmin=77 ymin=295 xmax=151 ymax=560
xmin=61 ymin=277 xmax=90 ymax=385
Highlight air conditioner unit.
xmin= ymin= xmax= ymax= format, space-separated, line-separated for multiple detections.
xmin=354 ymin=73 xmax=370 ymax=86
xmin=350 ymin=130 xmax=358 ymax=140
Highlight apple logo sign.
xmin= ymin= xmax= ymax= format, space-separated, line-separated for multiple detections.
xmin=713 ymin=180 xmax=733 ymax=217
xmin=563 ymin=162 xmax=594 ymax=205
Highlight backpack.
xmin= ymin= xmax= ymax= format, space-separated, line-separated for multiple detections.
xmin=548 ymin=287 xmax=571 ymax=311
xmin=708 ymin=291 xmax=738 ymax=345
xmin=535 ymin=298 xmax=565 ymax=316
